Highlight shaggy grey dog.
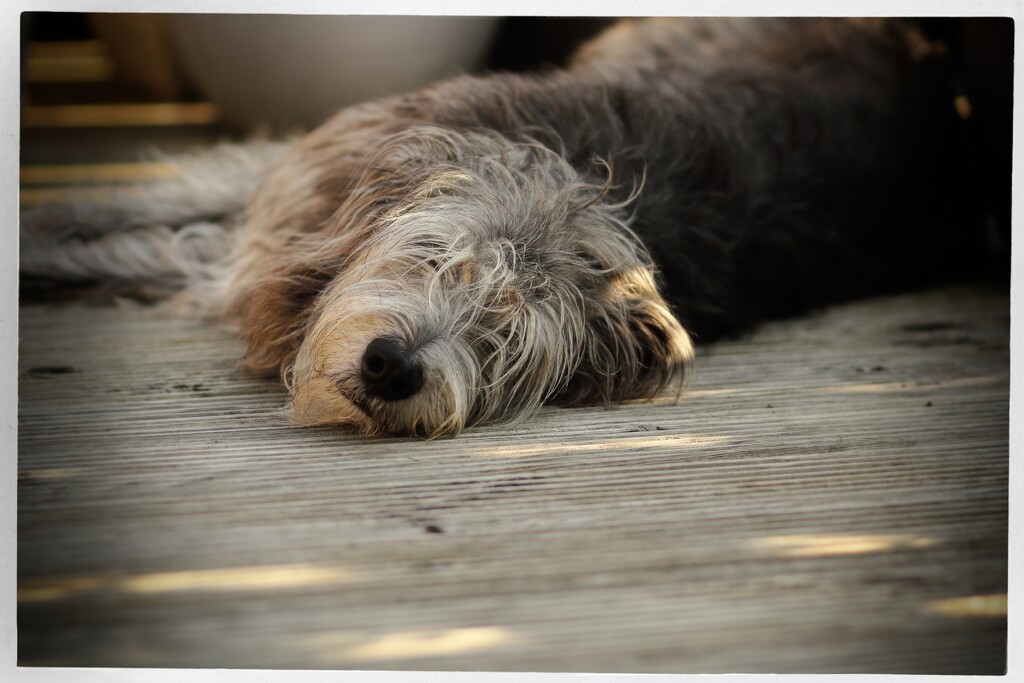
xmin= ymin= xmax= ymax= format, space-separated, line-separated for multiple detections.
xmin=21 ymin=18 xmax=967 ymax=437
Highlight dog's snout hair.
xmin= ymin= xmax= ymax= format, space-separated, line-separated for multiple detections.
xmin=21 ymin=18 xmax=970 ymax=437
xmin=274 ymin=128 xmax=692 ymax=436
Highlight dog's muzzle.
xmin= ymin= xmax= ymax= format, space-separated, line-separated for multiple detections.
xmin=360 ymin=337 xmax=425 ymax=401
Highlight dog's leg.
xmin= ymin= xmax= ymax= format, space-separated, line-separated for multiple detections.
xmin=20 ymin=140 xmax=290 ymax=289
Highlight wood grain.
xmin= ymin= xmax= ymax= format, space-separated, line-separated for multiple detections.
xmin=17 ymin=284 xmax=1008 ymax=673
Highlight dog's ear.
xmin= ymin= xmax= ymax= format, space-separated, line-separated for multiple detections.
xmin=229 ymin=160 xmax=410 ymax=376
xmin=234 ymin=254 xmax=340 ymax=376
xmin=555 ymin=268 xmax=693 ymax=405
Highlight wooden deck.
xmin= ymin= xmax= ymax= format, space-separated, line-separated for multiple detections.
xmin=17 ymin=282 xmax=1009 ymax=674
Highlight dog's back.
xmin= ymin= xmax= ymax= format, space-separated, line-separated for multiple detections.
xmin=377 ymin=18 xmax=974 ymax=338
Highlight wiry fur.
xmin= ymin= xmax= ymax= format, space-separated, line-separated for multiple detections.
xmin=21 ymin=18 xmax=968 ymax=437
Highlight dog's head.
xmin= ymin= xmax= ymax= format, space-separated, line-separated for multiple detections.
xmin=241 ymin=127 xmax=692 ymax=436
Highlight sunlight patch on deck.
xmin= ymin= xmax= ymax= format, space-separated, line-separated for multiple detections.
xmin=923 ymin=594 xmax=1007 ymax=618
xmin=620 ymin=394 xmax=682 ymax=405
xmin=469 ymin=433 xmax=732 ymax=457
xmin=679 ymin=387 xmax=744 ymax=398
xmin=822 ymin=375 xmax=1003 ymax=395
xmin=311 ymin=626 xmax=522 ymax=663
xmin=751 ymin=534 xmax=938 ymax=558
xmin=19 ymin=563 xmax=356 ymax=602
xmin=18 ymin=576 xmax=105 ymax=603
xmin=121 ymin=564 xmax=357 ymax=593
xmin=19 ymin=467 xmax=83 ymax=481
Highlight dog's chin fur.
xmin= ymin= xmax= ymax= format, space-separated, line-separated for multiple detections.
xmin=21 ymin=18 xmax=968 ymax=437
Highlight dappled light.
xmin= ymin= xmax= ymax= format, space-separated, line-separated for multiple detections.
xmin=19 ymin=563 xmax=356 ymax=602
xmin=751 ymin=533 xmax=937 ymax=558
xmin=310 ymin=626 xmax=522 ymax=663
xmin=18 ymin=576 xmax=105 ymax=603
xmin=18 ymin=467 xmax=83 ymax=481
xmin=121 ymin=563 xmax=356 ymax=593
xmin=823 ymin=375 xmax=1003 ymax=394
xmin=469 ymin=432 xmax=732 ymax=457
xmin=924 ymin=594 xmax=1007 ymax=618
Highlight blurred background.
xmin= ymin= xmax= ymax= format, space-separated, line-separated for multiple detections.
xmin=18 ymin=13 xmax=1012 ymax=253
xmin=20 ymin=14 xmax=612 ymax=161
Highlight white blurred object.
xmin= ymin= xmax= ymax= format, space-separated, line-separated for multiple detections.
xmin=165 ymin=15 xmax=500 ymax=129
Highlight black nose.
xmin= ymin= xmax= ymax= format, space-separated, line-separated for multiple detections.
xmin=360 ymin=337 xmax=424 ymax=401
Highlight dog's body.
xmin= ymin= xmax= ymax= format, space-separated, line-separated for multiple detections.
xmin=22 ymin=18 xmax=971 ymax=436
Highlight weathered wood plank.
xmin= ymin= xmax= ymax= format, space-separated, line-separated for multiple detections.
xmin=17 ymin=283 xmax=1008 ymax=673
